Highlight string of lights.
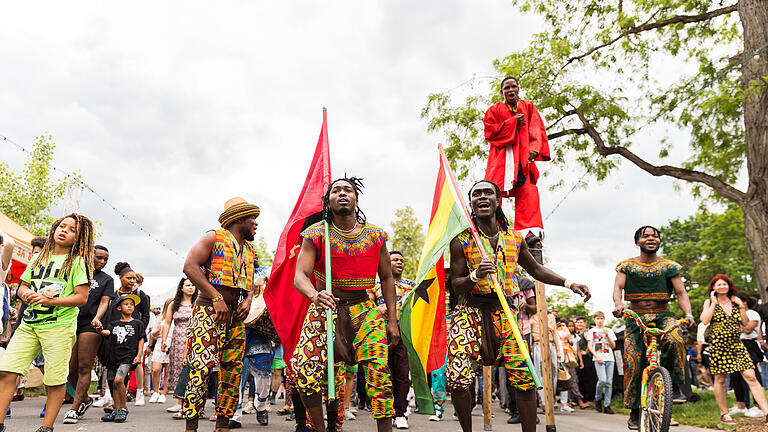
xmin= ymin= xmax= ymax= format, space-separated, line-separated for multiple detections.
xmin=1 ymin=133 xmax=184 ymax=259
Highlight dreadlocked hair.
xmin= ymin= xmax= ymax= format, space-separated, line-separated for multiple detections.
xmin=468 ymin=180 xmax=510 ymax=233
xmin=322 ymin=176 xmax=367 ymax=225
xmin=30 ymin=213 xmax=95 ymax=282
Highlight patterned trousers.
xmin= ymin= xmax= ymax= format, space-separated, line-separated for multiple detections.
xmin=291 ymin=300 xmax=394 ymax=419
xmin=447 ymin=304 xmax=534 ymax=391
xmin=182 ymin=305 xmax=245 ymax=419
xmin=623 ymin=311 xmax=685 ymax=409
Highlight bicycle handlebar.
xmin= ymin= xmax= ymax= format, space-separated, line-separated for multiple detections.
xmin=623 ymin=310 xmax=688 ymax=335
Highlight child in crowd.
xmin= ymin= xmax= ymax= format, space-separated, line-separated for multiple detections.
xmin=0 ymin=214 xmax=94 ymax=432
xmin=100 ymin=294 xmax=145 ymax=423
xmin=587 ymin=311 xmax=616 ymax=414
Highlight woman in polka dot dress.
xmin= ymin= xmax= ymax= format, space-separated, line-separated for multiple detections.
xmin=700 ymin=274 xmax=768 ymax=425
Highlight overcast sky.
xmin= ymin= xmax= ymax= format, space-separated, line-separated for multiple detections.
xmin=1 ymin=1 xmax=725 ymax=315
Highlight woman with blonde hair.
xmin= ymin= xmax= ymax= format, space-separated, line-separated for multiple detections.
xmin=149 ymin=298 xmax=173 ymax=403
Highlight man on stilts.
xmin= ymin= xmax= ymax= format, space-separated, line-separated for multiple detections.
xmin=182 ymin=197 xmax=260 ymax=432
xmin=447 ymin=180 xmax=589 ymax=432
xmin=483 ymin=76 xmax=550 ymax=261
xmin=293 ymin=177 xmax=399 ymax=432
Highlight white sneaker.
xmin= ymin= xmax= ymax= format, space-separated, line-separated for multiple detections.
xmin=158 ymin=394 xmax=166 ymax=404
xmin=344 ymin=408 xmax=356 ymax=420
xmin=428 ymin=414 xmax=442 ymax=422
xmin=62 ymin=409 xmax=79 ymax=424
xmin=149 ymin=393 xmax=160 ymax=403
xmin=135 ymin=392 xmax=145 ymax=406
xmin=745 ymin=406 xmax=765 ymax=418
xmin=166 ymin=404 xmax=181 ymax=413
xmin=394 ymin=416 xmax=409 ymax=429
xmin=94 ymin=396 xmax=113 ymax=408
xmin=560 ymin=404 xmax=574 ymax=413
xmin=728 ymin=405 xmax=746 ymax=415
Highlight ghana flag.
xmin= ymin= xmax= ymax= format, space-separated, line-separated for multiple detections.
xmin=399 ymin=146 xmax=471 ymax=414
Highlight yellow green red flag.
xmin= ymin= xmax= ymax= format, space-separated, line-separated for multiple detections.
xmin=399 ymin=150 xmax=471 ymax=415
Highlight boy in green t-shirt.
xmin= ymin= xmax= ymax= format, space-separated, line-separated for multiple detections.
xmin=0 ymin=214 xmax=94 ymax=432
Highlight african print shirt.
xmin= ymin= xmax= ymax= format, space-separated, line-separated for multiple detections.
xmin=457 ymin=228 xmax=521 ymax=297
xmin=371 ymin=278 xmax=416 ymax=321
xmin=204 ymin=229 xmax=256 ymax=291
xmin=300 ymin=221 xmax=388 ymax=290
xmin=616 ymin=258 xmax=682 ymax=302
xmin=20 ymin=253 xmax=90 ymax=329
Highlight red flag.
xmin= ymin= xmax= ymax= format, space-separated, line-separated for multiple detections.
xmin=265 ymin=109 xmax=331 ymax=370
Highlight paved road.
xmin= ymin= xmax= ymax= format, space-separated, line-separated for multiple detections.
xmin=3 ymin=397 xmax=718 ymax=432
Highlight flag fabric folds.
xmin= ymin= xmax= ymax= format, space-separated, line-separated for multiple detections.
xmin=398 ymin=151 xmax=471 ymax=414
xmin=265 ymin=109 xmax=331 ymax=370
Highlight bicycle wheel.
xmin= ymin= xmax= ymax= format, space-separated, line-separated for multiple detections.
xmin=640 ymin=367 xmax=673 ymax=432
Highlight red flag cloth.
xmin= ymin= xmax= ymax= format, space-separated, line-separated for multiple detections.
xmin=483 ymin=100 xmax=550 ymax=194
xmin=265 ymin=109 xmax=331 ymax=371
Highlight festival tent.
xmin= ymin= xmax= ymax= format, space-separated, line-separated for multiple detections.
xmin=0 ymin=210 xmax=35 ymax=285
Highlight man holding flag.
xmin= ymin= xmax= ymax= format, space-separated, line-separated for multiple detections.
xmin=447 ymin=180 xmax=589 ymax=432
xmin=292 ymin=177 xmax=399 ymax=432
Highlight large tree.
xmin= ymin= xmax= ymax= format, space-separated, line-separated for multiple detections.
xmin=0 ymin=135 xmax=73 ymax=235
xmin=661 ymin=205 xmax=757 ymax=315
xmin=422 ymin=0 xmax=768 ymax=299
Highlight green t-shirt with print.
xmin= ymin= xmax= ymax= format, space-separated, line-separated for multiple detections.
xmin=20 ymin=253 xmax=90 ymax=329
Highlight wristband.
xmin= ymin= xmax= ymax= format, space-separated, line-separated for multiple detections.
xmin=563 ymin=279 xmax=575 ymax=289
xmin=211 ymin=294 xmax=224 ymax=303
xmin=685 ymin=313 xmax=694 ymax=322
xmin=469 ymin=269 xmax=480 ymax=283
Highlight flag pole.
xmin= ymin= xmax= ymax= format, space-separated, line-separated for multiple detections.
xmin=324 ymin=220 xmax=335 ymax=399
xmin=438 ymin=144 xmax=543 ymax=389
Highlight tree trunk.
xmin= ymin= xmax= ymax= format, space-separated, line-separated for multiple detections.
xmin=744 ymin=202 xmax=768 ymax=301
xmin=738 ymin=0 xmax=768 ymax=301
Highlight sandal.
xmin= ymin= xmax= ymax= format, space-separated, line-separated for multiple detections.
xmin=171 ymin=411 xmax=185 ymax=420
xmin=276 ymin=407 xmax=292 ymax=415
xmin=720 ymin=414 xmax=736 ymax=424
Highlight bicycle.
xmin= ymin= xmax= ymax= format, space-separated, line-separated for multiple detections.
xmin=623 ymin=310 xmax=688 ymax=432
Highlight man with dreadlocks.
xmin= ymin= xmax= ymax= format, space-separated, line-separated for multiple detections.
xmin=447 ymin=180 xmax=589 ymax=432
xmin=483 ymin=76 xmax=551 ymax=259
xmin=612 ymin=226 xmax=693 ymax=430
xmin=0 ymin=213 xmax=94 ymax=432
xmin=182 ymin=197 xmax=260 ymax=432
xmin=292 ymin=177 xmax=399 ymax=432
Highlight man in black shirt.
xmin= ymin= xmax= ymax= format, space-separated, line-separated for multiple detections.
xmin=63 ymin=244 xmax=116 ymax=424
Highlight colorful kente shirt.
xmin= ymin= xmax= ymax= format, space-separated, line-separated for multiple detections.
xmin=300 ymin=221 xmax=388 ymax=290
xmin=616 ymin=258 xmax=682 ymax=302
xmin=371 ymin=278 xmax=416 ymax=321
xmin=457 ymin=228 xmax=521 ymax=297
xmin=203 ymin=229 xmax=256 ymax=291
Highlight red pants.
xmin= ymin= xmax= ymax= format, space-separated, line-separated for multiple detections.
xmin=505 ymin=182 xmax=543 ymax=231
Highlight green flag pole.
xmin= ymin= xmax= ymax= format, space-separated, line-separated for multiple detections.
xmin=324 ymin=220 xmax=335 ymax=399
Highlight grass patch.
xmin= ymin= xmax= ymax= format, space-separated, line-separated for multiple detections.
xmin=24 ymin=382 xmax=99 ymax=398
xmin=610 ymin=388 xmax=768 ymax=430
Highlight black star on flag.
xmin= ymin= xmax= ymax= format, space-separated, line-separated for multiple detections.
xmin=412 ymin=277 xmax=434 ymax=305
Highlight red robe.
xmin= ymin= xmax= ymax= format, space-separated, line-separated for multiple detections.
xmin=483 ymin=100 xmax=551 ymax=230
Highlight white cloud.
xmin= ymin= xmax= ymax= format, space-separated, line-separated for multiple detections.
xmin=0 ymin=1 xmax=712 ymax=313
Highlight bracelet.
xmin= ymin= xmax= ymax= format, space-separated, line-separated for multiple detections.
xmin=469 ymin=269 xmax=480 ymax=283
xmin=211 ymin=294 xmax=224 ymax=303
xmin=685 ymin=313 xmax=695 ymax=321
xmin=563 ymin=279 xmax=575 ymax=289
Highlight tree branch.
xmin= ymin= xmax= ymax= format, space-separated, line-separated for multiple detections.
xmin=565 ymin=4 xmax=738 ymax=66
xmin=572 ymin=110 xmax=746 ymax=204
xmin=548 ymin=128 xmax=587 ymax=140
